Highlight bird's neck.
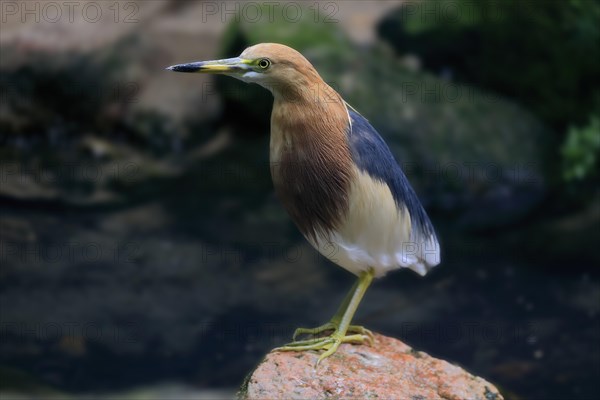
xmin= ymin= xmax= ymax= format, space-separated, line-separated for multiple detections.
xmin=270 ymin=74 xmax=348 ymax=138
xmin=270 ymin=81 xmax=349 ymax=159
xmin=270 ymin=73 xmax=338 ymax=103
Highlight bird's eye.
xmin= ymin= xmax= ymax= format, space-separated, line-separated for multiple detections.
xmin=258 ymin=59 xmax=271 ymax=69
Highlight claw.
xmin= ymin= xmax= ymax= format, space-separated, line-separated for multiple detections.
xmin=292 ymin=322 xmax=336 ymax=341
xmin=274 ymin=337 xmax=335 ymax=352
xmin=275 ymin=331 xmax=373 ymax=366
xmin=293 ymin=322 xmax=373 ymax=343
xmin=316 ymin=338 xmax=340 ymax=366
xmin=348 ymin=325 xmax=374 ymax=343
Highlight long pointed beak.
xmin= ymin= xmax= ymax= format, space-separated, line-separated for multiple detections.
xmin=166 ymin=57 xmax=249 ymax=74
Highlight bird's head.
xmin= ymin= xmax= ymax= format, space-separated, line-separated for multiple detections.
xmin=167 ymin=43 xmax=325 ymax=100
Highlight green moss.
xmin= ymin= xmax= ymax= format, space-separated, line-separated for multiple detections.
xmin=236 ymin=370 xmax=253 ymax=400
xmin=409 ymin=348 xmax=424 ymax=359
xmin=561 ymin=115 xmax=600 ymax=182
xmin=236 ymin=355 xmax=271 ymax=400
xmin=484 ymin=386 xmax=500 ymax=400
xmin=378 ymin=0 xmax=600 ymax=132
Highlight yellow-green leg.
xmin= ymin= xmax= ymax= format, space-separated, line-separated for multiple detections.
xmin=291 ymin=278 xmax=373 ymax=342
xmin=274 ymin=269 xmax=375 ymax=365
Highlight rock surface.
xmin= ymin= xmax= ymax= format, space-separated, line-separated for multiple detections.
xmin=239 ymin=333 xmax=503 ymax=400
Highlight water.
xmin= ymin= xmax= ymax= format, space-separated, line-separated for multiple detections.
xmin=0 ymin=157 xmax=598 ymax=399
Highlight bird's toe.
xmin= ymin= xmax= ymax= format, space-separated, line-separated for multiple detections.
xmin=292 ymin=322 xmax=337 ymax=341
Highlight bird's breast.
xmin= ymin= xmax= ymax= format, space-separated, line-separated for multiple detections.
xmin=269 ymin=100 xmax=354 ymax=241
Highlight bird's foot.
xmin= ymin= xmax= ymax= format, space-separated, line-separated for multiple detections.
xmin=275 ymin=325 xmax=373 ymax=366
xmin=292 ymin=322 xmax=374 ymax=343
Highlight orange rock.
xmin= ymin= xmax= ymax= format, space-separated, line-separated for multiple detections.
xmin=239 ymin=333 xmax=503 ymax=400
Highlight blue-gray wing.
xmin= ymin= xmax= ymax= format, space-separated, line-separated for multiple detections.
xmin=346 ymin=106 xmax=440 ymax=268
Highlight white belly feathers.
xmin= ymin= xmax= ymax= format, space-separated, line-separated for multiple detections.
xmin=308 ymin=167 xmax=440 ymax=278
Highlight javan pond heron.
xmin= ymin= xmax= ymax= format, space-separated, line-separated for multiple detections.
xmin=167 ymin=43 xmax=440 ymax=365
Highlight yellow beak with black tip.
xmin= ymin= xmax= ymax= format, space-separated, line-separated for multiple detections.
xmin=166 ymin=57 xmax=250 ymax=74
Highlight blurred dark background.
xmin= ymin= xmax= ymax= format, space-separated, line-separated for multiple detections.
xmin=1 ymin=1 xmax=599 ymax=399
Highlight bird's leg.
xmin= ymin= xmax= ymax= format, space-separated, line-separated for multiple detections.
xmin=291 ymin=278 xmax=372 ymax=342
xmin=274 ymin=269 xmax=375 ymax=365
